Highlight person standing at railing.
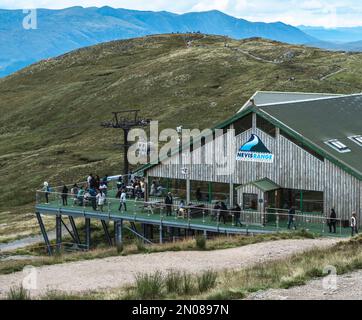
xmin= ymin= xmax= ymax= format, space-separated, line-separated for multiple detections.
xmin=328 ymin=209 xmax=337 ymax=233
xmin=96 ymin=190 xmax=106 ymax=212
xmin=87 ymin=174 xmax=93 ymax=188
xmin=233 ymin=204 xmax=242 ymax=227
xmin=77 ymin=186 xmax=85 ymax=206
xmin=71 ymin=184 xmax=79 ymax=206
xmin=61 ymin=185 xmax=68 ymax=206
xmin=89 ymin=187 xmax=97 ymax=210
xmin=351 ymin=212 xmax=358 ymax=237
xmin=118 ymin=189 xmax=127 ymax=212
xmin=95 ymin=175 xmax=101 ymax=190
xmin=42 ymin=182 xmax=50 ymax=204
xmin=219 ymin=202 xmax=228 ymax=224
xmin=287 ymin=206 xmax=297 ymax=230
xmin=99 ymin=181 xmax=108 ymax=196
xmin=165 ymin=192 xmax=173 ymax=216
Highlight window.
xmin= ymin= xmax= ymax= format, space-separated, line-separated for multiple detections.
xmin=233 ymin=113 xmax=252 ymax=136
xmin=280 ymin=130 xmax=324 ymax=162
xmin=348 ymin=135 xmax=362 ymax=147
xmin=257 ymin=115 xmax=276 ymax=137
xmin=325 ymin=139 xmax=351 ymax=153
xmin=243 ymin=193 xmax=258 ymax=210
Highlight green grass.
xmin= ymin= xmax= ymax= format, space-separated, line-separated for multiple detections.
xmin=0 ymin=231 xmax=313 ymax=275
xmin=6 ymin=286 xmax=31 ymax=300
xmin=134 ymin=271 xmax=164 ymax=300
xmin=195 ymin=234 xmax=207 ymax=250
xmin=128 ymin=269 xmax=218 ymax=299
xmin=1 ymin=34 xmax=362 ymax=238
xmin=197 ymin=270 xmax=218 ymax=293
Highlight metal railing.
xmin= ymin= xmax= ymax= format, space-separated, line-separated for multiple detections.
xmin=35 ymin=190 xmax=350 ymax=236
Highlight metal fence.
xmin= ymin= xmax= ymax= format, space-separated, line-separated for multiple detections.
xmin=35 ymin=189 xmax=350 ymax=237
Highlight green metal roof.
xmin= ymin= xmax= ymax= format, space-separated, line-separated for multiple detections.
xmin=236 ymin=178 xmax=281 ymax=192
xmin=257 ymin=94 xmax=362 ymax=179
xmin=252 ymin=178 xmax=281 ymax=192
xmin=238 ymin=91 xmax=343 ymax=112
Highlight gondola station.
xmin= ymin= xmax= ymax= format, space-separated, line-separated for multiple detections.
xmin=35 ymin=91 xmax=362 ymax=254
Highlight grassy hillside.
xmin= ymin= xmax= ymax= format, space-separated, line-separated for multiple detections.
xmin=1 ymin=33 xmax=362 ymax=234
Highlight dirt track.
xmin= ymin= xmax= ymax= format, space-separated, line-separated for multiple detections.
xmin=0 ymin=238 xmax=339 ymax=298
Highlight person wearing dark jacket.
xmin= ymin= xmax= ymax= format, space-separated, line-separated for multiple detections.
xmin=165 ymin=192 xmax=173 ymax=216
xmin=287 ymin=206 xmax=297 ymax=230
xmin=61 ymin=185 xmax=68 ymax=206
xmin=233 ymin=204 xmax=242 ymax=227
xmin=219 ymin=202 xmax=228 ymax=225
xmin=328 ymin=209 xmax=337 ymax=233
xmin=89 ymin=187 xmax=97 ymax=211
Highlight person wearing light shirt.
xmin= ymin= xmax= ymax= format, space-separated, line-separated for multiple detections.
xmin=351 ymin=212 xmax=358 ymax=237
xmin=119 ymin=190 xmax=127 ymax=212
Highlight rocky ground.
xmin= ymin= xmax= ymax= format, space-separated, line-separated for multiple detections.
xmin=247 ymin=270 xmax=362 ymax=300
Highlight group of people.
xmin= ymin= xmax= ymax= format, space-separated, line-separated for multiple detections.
xmin=69 ymin=174 xmax=109 ymax=211
xmin=327 ymin=209 xmax=359 ymax=236
xmin=287 ymin=206 xmax=359 ymax=236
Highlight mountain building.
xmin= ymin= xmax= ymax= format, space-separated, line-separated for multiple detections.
xmin=137 ymin=91 xmax=362 ymax=224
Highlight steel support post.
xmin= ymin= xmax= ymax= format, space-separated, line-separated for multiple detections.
xmin=101 ymin=220 xmax=113 ymax=246
xmin=115 ymin=219 xmax=123 ymax=249
xmin=69 ymin=216 xmax=81 ymax=245
xmin=85 ymin=218 xmax=91 ymax=250
xmin=56 ymin=215 xmax=62 ymax=254
xmin=36 ymin=212 xmax=52 ymax=256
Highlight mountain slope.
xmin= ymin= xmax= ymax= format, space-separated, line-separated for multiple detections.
xmin=0 ymin=7 xmax=318 ymax=77
xmin=299 ymin=26 xmax=362 ymax=43
xmin=1 ymin=34 xmax=362 ymax=214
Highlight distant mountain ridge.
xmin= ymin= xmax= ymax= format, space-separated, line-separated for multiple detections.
xmin=0 ymin=6 xmax=318 ymax=77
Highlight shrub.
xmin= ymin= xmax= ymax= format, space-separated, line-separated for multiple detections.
xmin=207 ymin=289 xmax=246 ymax=300
xmin=197 ymin=270 xmax=218 ymax=293
xmin=195 ymin=235 xmax=206 ymax=250
xmin=136 ymin=240 xmax=146 ymax=252
xmin=6 ymin=286 xmax=31 ymax=300
xmin=165 ymin=270 xmax=183 ymax=294
xmin=182 ymin=272 xmax=195 ymax=295
xmin=134 ymin=271 xmax=164 ymax=299
xmin=280 ymin=276 xmax=306 ymax=289
xmin=116 ymin=243 xmax=124 ymax=254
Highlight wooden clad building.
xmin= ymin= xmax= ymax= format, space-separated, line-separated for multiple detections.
xmin=136 ymin=92 xmax=362 ymax=223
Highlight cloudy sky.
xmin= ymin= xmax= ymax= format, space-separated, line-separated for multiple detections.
xmin=1 ymin=0 xmax=361 ymax=27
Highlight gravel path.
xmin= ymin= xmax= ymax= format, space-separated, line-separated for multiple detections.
xmin=0 ymin=224 xmax=70 ymax=253
xmin=0 ymin=238 xmax=339 ymax=298
xmin=248 ymin=270 xmax=362 ymax=300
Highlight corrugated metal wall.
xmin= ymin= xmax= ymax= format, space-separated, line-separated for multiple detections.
xmin=147 ymin=123 xmax=361 ymax=221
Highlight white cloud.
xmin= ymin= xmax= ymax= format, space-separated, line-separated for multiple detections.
xmin=0 ymin=0 xmax=361 ymax=27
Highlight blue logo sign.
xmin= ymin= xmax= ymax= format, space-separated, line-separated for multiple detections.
xmin=236 ymin=134 xmax=274 ymax=163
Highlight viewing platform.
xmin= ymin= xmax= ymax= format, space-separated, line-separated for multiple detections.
xmin=34 ymin=184 xmax=351 ymax=255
